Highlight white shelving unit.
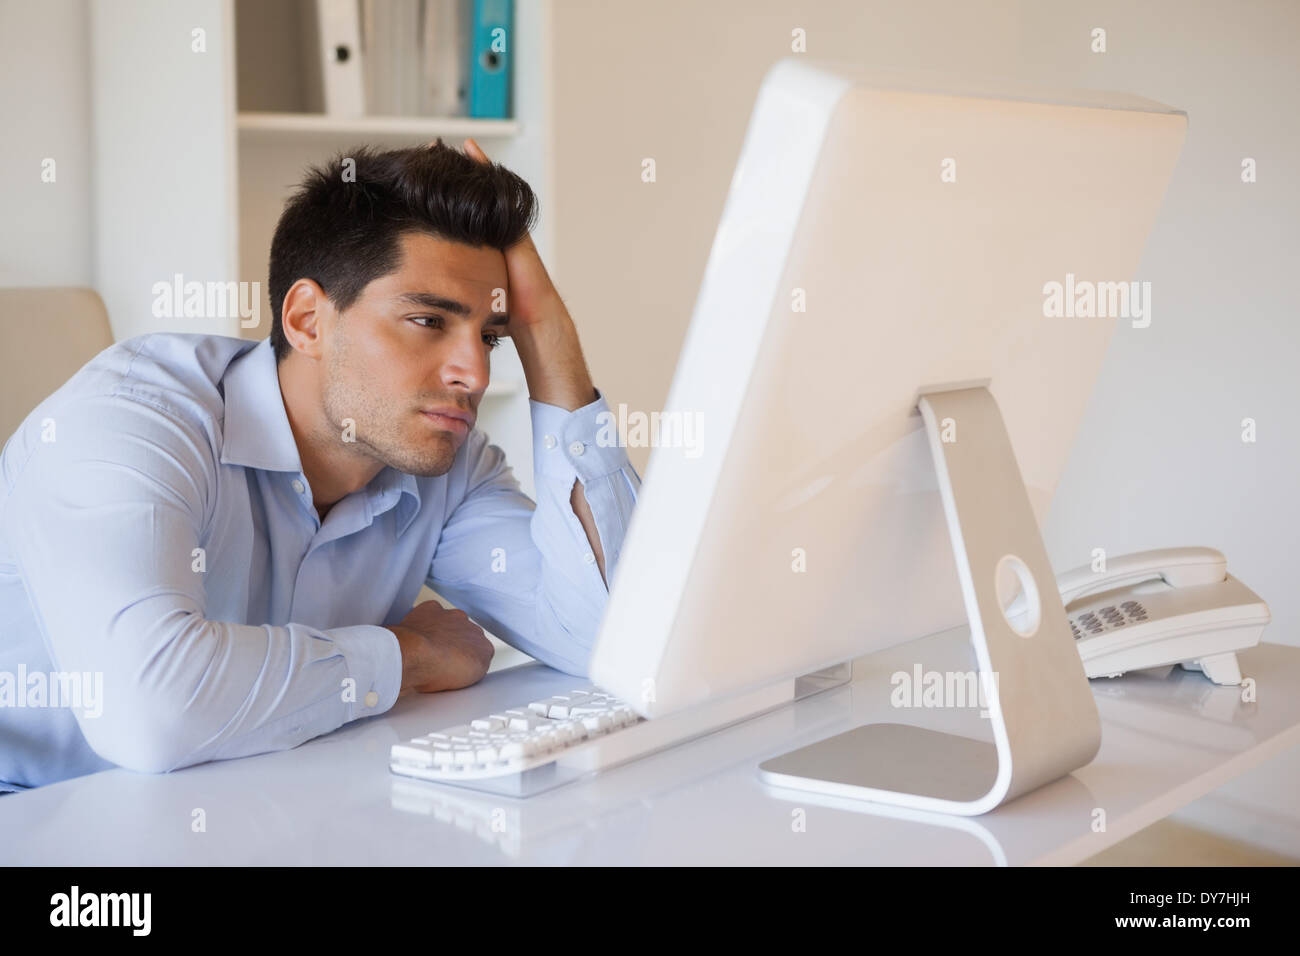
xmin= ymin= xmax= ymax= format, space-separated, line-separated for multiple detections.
xmin=237 ymin=111 xmax=521 ymax=145
xmin=92 ymin=0 xmax=554 ymax=502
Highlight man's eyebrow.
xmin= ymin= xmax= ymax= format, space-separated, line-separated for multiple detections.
xmin=395 ymin=291 xmax=471 ymax=314
xmin=396 ymin=291 xmax=509 ymax=325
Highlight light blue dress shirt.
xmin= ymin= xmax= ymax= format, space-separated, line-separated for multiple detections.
xmin=0 ymin=333 xmax=640 ymax=791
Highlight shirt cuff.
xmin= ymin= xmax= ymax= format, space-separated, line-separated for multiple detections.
xmin=530 ymin=386 xmax=633 ymax=484
xmin=328 ymin=624 xmax=403 ymax=718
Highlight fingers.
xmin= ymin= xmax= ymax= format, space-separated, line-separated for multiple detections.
xmin=463 ymin=137 xmax=489 ymax=163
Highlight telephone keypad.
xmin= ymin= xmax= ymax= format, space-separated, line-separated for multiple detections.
xmin=1068 ymin=601 xmax=1149 ymax=640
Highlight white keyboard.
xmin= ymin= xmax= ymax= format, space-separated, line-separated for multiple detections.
xmin=390 ymin=687 xmax=645 ymax=781
xmin=389 ymin=678 xmax=804 ymax=796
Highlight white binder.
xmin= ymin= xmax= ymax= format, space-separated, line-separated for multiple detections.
xmin=302 ymin=0 xmax=366 ymax=116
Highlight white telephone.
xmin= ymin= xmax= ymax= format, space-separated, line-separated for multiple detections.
xmin=1052 ymin=547 xmax=1271 ymax=686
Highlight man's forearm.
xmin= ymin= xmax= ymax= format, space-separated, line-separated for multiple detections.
xmin=390 ymin=625 xmax=424 ymax=697
xmin=511 ymin=307 xmax=597 ymax=412
xmin=512 ymin=308 xmax=609 ymax=581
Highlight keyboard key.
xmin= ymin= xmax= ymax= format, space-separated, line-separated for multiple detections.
xmin=392 ymin=743 xmax=434 ymax=767
xmin=549 ymin=723 xmax=579 ymax=744
xmin=546 ymin=693 xmax=595 ymax=718
xmin=580 ymin=714 xmax=610 ymax=733
xmin=498 ymin=741 xmax=529 ymax=760
xmin=611 ymin=706 xmax=638 ymax=726
xmin=546 ymin=703 xmax=578 ymax=719
xmin=562 ymin=721 xmax=590 ymax=742
xmin=508 ymin=714 xmax=553 ymax=732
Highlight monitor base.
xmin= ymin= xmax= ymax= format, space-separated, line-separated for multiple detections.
xmin=758 ymin=386 xmax=1102 ymax=816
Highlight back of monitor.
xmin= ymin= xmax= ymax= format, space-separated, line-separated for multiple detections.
xmin=590 ymin=58 xmax=1187 ymax=721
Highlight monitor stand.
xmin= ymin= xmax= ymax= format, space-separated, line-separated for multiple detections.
xmin=758 ymin=386 xmax=1102 ymax=816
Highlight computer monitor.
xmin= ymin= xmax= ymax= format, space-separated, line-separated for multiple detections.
xmin=588 ymin=58 xmax=1186 ymax=814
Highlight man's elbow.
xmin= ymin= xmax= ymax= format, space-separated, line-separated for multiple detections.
xmin=530 ymin=635 xmax=595 ymax=679
xmin=76 ymin=695 xmax=202 ymax=775
xmin=75 ymin=613 xmax=222 ymax=773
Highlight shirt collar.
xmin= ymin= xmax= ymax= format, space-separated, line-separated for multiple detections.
xmin=368 ymin=464 xmax=423 ymax=537
xmin=219 ymin=337 xmax=422 ymax=532
xmin=219 ymin=337 xmax=304 ymax=473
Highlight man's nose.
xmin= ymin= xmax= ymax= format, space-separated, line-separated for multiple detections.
xmin=441 ymin=327 xmax=489 ymax=394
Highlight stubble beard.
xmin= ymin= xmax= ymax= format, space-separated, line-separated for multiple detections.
xmin=321 ymin=332 xmax=460 ymax=479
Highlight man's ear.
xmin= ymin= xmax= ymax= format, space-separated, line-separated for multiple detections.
xmin=280 ymin=279 xmax=330 ymax=360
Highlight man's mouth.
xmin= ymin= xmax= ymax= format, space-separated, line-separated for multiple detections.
xmin=420 ymin=409 xmax=471 ymax=435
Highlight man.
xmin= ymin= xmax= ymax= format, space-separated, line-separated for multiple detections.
xmin=0 ymin=139 xmax=640 ymax=792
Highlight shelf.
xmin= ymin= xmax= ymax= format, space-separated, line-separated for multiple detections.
xmin=237 ymin=112 xmax=520 ymax=146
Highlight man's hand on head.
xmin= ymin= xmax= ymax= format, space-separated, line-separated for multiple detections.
xmin=460 ymin=137 xmax=569 ymax=334
xmin=458 ymin=137 xmax=598 ymax=412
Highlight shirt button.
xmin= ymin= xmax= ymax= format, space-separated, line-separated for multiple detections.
xmin=364 ymin=691 xmax=379 ymax=708
xmin=291 ymin=479 xmax=305 ymax=495
xmin=583 ymin=551 xmax=595 ymax=564
xmin=543 ymin=434 xmax=557 ymax=449
xmin=569 ymin=440 xmax=585 ymax=456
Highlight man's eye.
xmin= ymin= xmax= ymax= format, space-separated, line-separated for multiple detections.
xmin=411 ymin=316 xmax=499 ymax=349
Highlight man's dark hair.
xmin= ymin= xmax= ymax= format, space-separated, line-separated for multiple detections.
xmin=268 ymin=139 xmax=538 ymax=363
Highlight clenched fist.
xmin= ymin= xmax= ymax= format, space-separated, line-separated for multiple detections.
xmin=392 ymin=600 xmax=495 ymax=696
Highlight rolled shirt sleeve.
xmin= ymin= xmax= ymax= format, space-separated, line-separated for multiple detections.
xmin=2 ymin=393 xmax=403 ymax=775
xmin=427 ymin=388 xmax=641 ymax=676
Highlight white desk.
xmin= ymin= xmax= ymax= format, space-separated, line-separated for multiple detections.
xmin=3 ymin=628 xmax=1298 ymax=866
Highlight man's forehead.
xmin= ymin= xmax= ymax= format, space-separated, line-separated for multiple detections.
xmin=373 ymin=234 xmax=507 ymax=304
xmin=395 ymin=232 xmax=506 ymax=279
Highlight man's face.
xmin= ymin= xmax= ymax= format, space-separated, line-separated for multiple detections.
xmin=320 ymin=231 xmax=509 ymax=477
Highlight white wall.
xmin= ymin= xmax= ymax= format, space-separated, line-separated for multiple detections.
xmin=548 ymin=0 xmax=1300 ymax=850
xmin=0 ymin=0 xmax=93 ymax=287
xmin=0 ymin=0 xmax=238 ymax=341
xmin=89 ymin=0 xmax=239 ymax=339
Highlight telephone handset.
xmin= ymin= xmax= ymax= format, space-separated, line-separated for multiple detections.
xmin=1054 ymin=547 xmax=1270 ymax=686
